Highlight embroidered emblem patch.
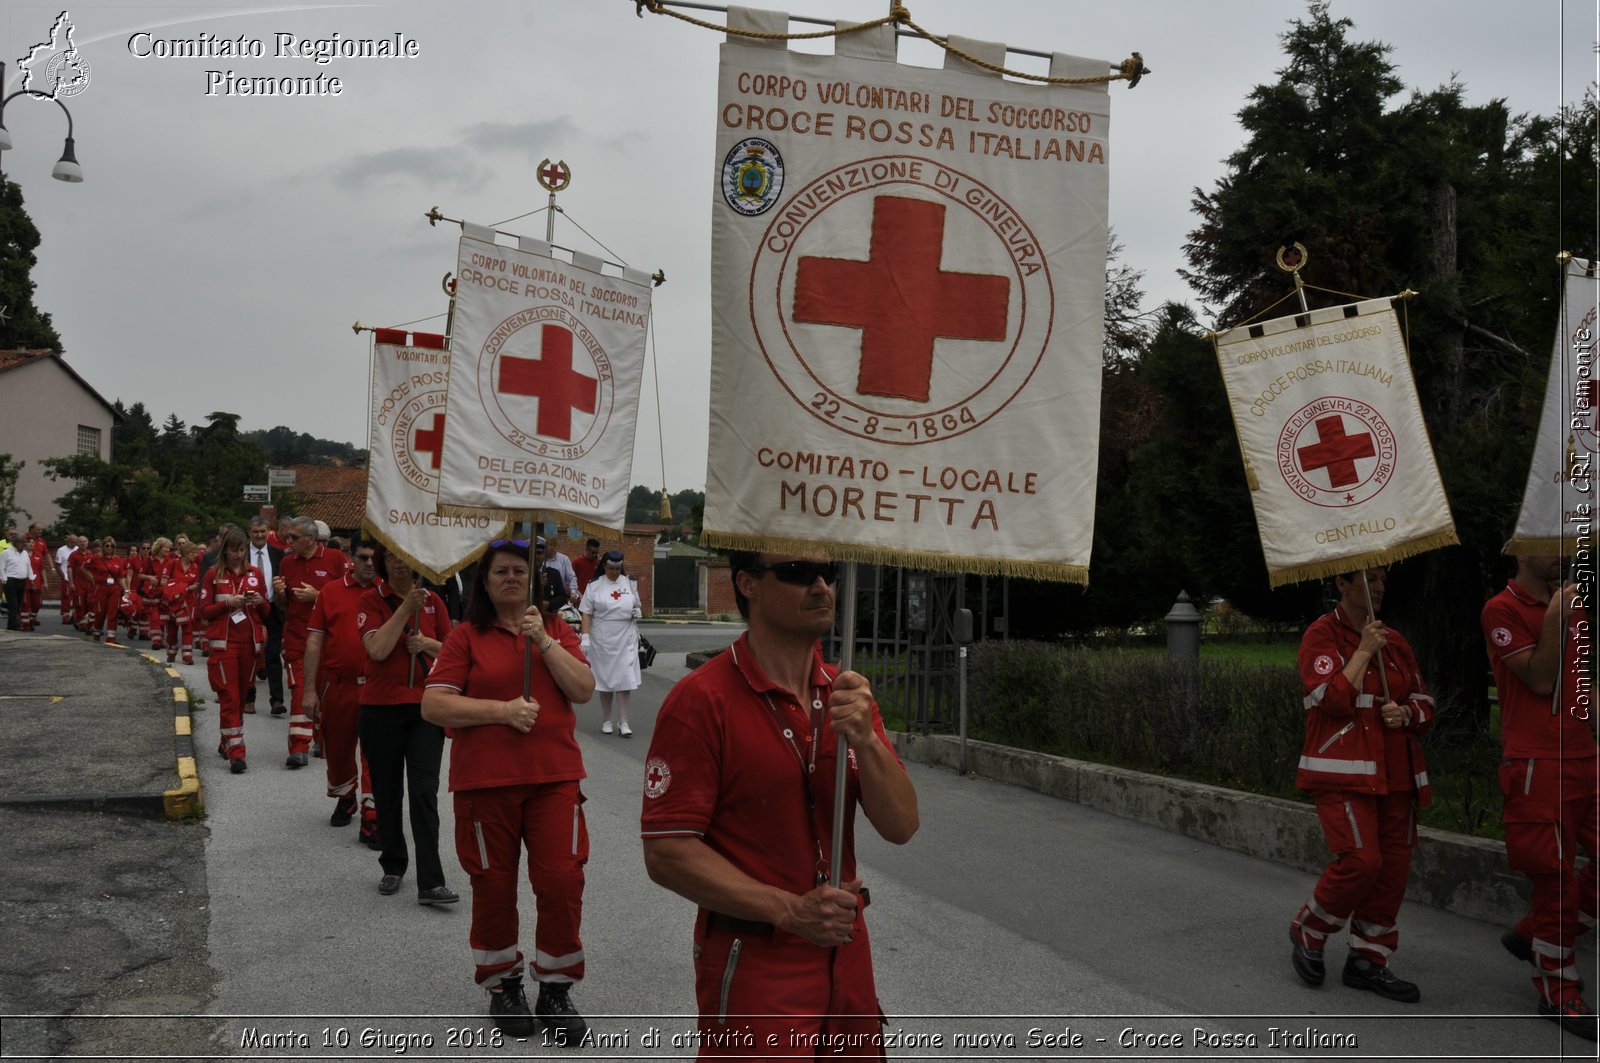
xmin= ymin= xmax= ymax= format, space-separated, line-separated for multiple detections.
xmin=1313 ymin=655 xmax=1336 ymax=676
xmin=1491 ymin=627 xmax=1512 ymax=647
xmin=721 ymin=137 xmax=785 ymax=216
xmin=645 ymin=756 xmax=671 ymax=799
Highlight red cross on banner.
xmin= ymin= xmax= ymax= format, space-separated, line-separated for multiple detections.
xmin=1298 ymin=415 xmax=1376 ymax=488
xmin=497 ymin=325 xmax=598 ymax=440
xmin=413 ymin=413 xmax=444 ymax=471
xmin=793 ymin=195 xmax=1010 ymax=403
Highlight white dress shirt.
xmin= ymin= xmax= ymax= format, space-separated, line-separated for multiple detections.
xmin=252 ymin=544 xmax=275 ymax=601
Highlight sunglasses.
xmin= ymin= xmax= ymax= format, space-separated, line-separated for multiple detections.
xmin=746 ymin=560 xmax=839 ymax=586
xmin=488 ymin=539 xmax=531 ymax=549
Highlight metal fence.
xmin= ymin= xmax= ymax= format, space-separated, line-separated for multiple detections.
xmin=825 ymin=565 xmax=1009 ymax=734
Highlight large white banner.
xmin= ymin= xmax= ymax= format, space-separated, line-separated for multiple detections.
xmin=1213 ymin=299 xmax=1457 ymax=586
xmin=363 ymin=329 xmax=507 ymax=582
xmin=1508 ymin=255 xmax=1600 ymax=556
xmin=437 ymin=227 xmax=653 ymax=535
xmin=700 ymin=11 xmax=1111 ymax=581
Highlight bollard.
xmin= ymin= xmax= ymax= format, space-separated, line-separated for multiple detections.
xmin=1165 ymin=591 xmax=1202 ymax=662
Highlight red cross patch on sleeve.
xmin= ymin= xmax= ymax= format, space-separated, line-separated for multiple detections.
xmin=1313 ymin=655 xmax=1336 ymax=676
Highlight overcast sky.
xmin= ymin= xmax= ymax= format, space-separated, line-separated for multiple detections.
xmin=1 ymin=0 xmax=1593 ymax=493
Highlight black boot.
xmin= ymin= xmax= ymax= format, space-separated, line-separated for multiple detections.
xmin=535 ymin=980 xmax=588 ymax=1045
xmin=489 ymin=975 xmax=535 ymax=1036
xmin=1342 ymin=953 xmax=1420 ymax=1003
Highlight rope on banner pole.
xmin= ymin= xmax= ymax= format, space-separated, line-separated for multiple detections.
xmin=424 ymin=206 xmax=666 ymax=287
xmin=633 ymin=0 xmax=1151 ymax=87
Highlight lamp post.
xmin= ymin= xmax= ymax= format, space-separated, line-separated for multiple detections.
xmin=0 ymin=60 xmax=83 ymax=182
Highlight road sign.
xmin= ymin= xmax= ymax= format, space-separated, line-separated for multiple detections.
xmin=267 ymin=469 xmax=297 ymax=488
xmin=243 ymin=484 xmax=269 ymax=502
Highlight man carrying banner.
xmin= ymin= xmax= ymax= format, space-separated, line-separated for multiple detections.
xmin=1288 ymin=567 xmax=1432 ymax=1003
xmin=1481 ymin=552 xmax=1598 ymax=1041
xmin=641 ymin=552 xmax=919 ymax=1055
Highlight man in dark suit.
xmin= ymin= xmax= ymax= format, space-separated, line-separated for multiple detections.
xmin=247 ymin=516 xmax=287 ymax=715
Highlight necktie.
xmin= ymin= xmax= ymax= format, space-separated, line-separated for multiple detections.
xmin=257 ymin=549 xmax=271 ymax=600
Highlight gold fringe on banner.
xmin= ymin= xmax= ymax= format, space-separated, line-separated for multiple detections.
xmin=1503 ymin=535 xmax=1593 ymax=558
xmin=433 ymin=504 xmax=623 ymax=544
xmin=699 ymin=528 xmax=1089 ymax=584
xmin=1266 ymin=528 xmax=1461 ymax=589
xmin=359 ymin=518 xmax=513 ymax=585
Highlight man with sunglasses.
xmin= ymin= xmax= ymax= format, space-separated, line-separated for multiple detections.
xmin=641 ymin=551 xmax=919 ymax=1056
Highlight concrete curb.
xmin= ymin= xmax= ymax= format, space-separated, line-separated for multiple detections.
xmin=143 ymin=653 xmax=204 ymax=818
xmin=890 ymin=731 xmax=1531 ymax=927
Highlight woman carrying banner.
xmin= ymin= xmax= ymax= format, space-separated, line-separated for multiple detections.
xmin=1289 ymin=566 xmax=1433 ymax=1003
xmin=421 ymin=538 xmax=594 ymax=1041
xmin=357 ymin=543 xmax=455 ymax=905
xmin=579 ymin=550 xmax=642 ymax=736
xmin=200 ymin=527 xmax=269 ymax=773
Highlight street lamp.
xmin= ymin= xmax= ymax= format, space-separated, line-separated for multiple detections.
xmin=0 ymin=60 xmax=83 ymax=182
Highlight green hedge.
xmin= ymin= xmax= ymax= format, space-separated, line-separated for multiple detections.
xmin=965 ymin=641 xmax=1502 ymax=838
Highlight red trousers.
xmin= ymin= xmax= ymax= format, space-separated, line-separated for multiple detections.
xmin=1292 ymin=791 xmax=1416 ymax=966
xmin=146 ymin=602 xmax=166 ymax=646
xmin=21 ymin=584 xmax=40 ymax=630
xmin=282 ymin=652 xmax=314 ymax=754
xmin=1502 ymin=756 xmax=1600 ymax=1004
xmin=453 ymin=781 xmax=587 ymax=990
xmin=692 ymin=910 xmax=885 ymax=1060
xmin=93 ymin=586 xmax=121 ymax=638
xmin=318 ymin=677 xmax=369 ymax=801
xmin=59 ymin=581 xmax=71 ymax=621
xmin=208 ymin=641 xmax=256 ymax=763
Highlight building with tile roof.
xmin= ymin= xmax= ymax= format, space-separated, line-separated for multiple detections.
xmin=0 ymin=349 xmax=120 ymax=530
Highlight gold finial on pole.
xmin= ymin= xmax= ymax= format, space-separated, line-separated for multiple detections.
xmin=1277 ymin=242 xmax=1310 ymax=314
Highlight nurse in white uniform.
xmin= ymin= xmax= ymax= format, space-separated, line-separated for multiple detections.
xmin=578 ymin=551 xmax=642 ymax=736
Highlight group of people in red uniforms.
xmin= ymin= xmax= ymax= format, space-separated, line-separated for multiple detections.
xmin=52 ymin=532 xmax=206 ymax=652
xmin=1290 ymin=554 xmax=1598 ymax=1042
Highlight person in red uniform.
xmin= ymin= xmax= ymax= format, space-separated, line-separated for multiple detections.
xmin=140 ymin=539 xmax=172 ymax=649
xmin=201 ymin=527 xmax=269 ymax=774
xmin=55 ymin=534 xmax=79 ymax=624
xmin=23 ymin=525 xmax=48 ymax=631
xmin=360 ymin=543 xmax=456 ymax=903
xmin=69 ymin=534 xmax=95 ymax=632
xmin=641 ymin=552 xmax=920 ymax=1058
xmin=303 ymin=541 xmax=384 ymax=839
xmin=421 ymin=538 xmax=595 ymax=1041
xmin=85 ymin=538 xmax=129 ymax=643
xmin=164 ymin=541 xmax=201 ymax=665
xmin=1288 ymin=567 xmax=1433 ymax=1004
xmin=274 ymin=516 xmax=349 ymax=768
xmin=1483 ymin=552 xmax=1599 ymax=1041
xmin=571 ymin=538 xmax=602 ymax=596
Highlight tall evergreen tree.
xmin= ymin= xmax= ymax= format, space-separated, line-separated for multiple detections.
xmin=0 ymin=177 xmax=62 ymax=351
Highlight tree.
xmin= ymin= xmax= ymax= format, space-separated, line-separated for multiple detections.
xmin=1176 ymin=0 xmax=1598 ymax=724
xmin=0 ymin=453 xmax=23 ymax=532
xmin=0 ymin=178 xmax=63 ymax=351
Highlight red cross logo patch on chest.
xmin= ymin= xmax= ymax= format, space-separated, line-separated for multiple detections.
xmin=748 ymin=156 xmax=1053 ymax=444
xmin=1277 ymin=397 xmax=1397 ymax=509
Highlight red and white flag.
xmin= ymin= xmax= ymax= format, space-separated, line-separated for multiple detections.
xmin=1507 ymin=255 xmax=1600 ymax=556
xmin=1213 ymin=299 xmax=1457 ymax=586
xmin=699 ymin=9 xmax=1111 ymax=581
xmin=435 ymin=226 xmax=653 ymax=535
xmin=363 ymin=329 xmax=507 ymax=581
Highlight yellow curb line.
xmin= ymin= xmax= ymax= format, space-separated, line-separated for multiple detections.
xmin=173 ymin=687 xmax=188 ymax=703
xmin=151 ymin=655 xmax=204 ymax=819
xmin=175 ymin=716 xmax=191 ymax=737
xmin=166 ymin=668 xmax=181 ymax=679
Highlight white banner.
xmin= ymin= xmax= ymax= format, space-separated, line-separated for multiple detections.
xmin=437 ymin=229 xmax=653 ymax=535
xmin=700 ymin=12 xmax=1111 ymax=581
xmin=364 ymin=329 xmax=507 ymax=581
xmin=1508 ymin=256 xmax=1600 ymax=556
xmin=1213 ymin=299 xmax=1457 ymax=586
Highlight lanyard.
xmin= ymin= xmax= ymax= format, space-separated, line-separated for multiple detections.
xmin=760 ymin=687 xmax=830 ymax=885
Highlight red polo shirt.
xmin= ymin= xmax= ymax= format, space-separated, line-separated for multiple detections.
xmin=357 ymin=585 xmax=450 ymax=705
xmin=1483 ymin=579 xmax=1598 ymax=759
xmin=640 ymin=633 xmax=901 ymax=900
xmin=279 ymin=544 xmax=349 ymax=655
xmin=425 ymin=614 xmax=586 ymax=791
xmin=572 ymin=555 xmax=600 ymax=594
xmin=307 ymin=574 xmax=385 ymax=682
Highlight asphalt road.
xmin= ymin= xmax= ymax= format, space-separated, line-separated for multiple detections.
xmin=2 ymin=619 xmax=1595 ymax=1061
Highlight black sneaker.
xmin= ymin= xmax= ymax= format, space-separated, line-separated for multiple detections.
xmin=1502 ymin=928 xmax=1533 ymax=962
xmin=489 ymin=975 xmax=536 ymax=1037
xmin=1342 ymin=954 xmax=1420 ymax=1003
xmin=1290 ymin=925 xmax=1324 ymax=986
xmin=285 ymin=751 xmax=309 ymax=769
xmin=330 ymin=794 xmax=356 ymax=827
xmin=535 ymin=981 xmax=587 ymax=1044
xmin=1539 ymin=997 xmax=1599 ymax=1042
xmin=230 ymin=759 xmax=248 ymax=775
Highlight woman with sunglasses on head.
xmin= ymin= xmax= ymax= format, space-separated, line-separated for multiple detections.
xmin=422 ymin=537 xmax=595 ymax=1041
xmin=85 ymin=537 xmax=129 ymax=643
xmin=200 ymin=527 xmax=269 ymax=773
xmin=578 ymin=550 xmax=642 ymax=736
xmin=357 ymin=543 xmax=455 ymax=905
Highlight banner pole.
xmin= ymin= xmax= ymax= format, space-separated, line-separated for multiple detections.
xmin=829 ymin=560 xmax=858 ymax=889
xmin=1359 ymin=571 xmax=1392 ymax=705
